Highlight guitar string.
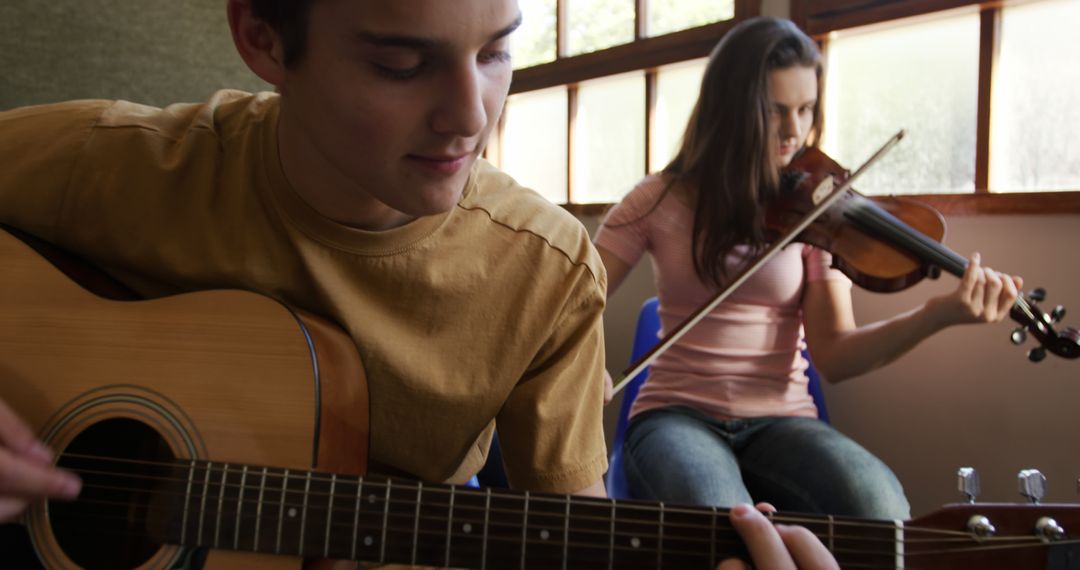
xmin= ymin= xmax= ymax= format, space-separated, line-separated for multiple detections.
xmin=59 ymin=453 xmax=956 ymax=538
xmin=48 ymin=505 xmax=1056 ymax=569
xmin=64 ymin=467 xmax=966 ymax=546
xmin=60 ymin=479 xmax=1053 ymax=558
xmin=43 ymin=505 xmax=1074 ymax=570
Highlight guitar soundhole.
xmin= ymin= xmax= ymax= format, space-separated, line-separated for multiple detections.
xmin=49 ymin=418 xmax=178 ymax=570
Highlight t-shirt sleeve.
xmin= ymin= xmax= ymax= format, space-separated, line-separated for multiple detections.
xmin=593 ymin=177 xmax=661 ymax=267
xmin=494 ymin=261 xmax=609 ymax=493
xmin=0 ymin=101 xmax=111 ymax=241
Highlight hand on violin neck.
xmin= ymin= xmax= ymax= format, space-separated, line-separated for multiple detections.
xmin=925 ymin=252 xmax=1024 ymax=327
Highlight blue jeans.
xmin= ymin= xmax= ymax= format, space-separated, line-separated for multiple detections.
xmin=623 ymin=406 xmax=910 ymax=519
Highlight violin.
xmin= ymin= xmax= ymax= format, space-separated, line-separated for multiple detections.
xmin=773 ymin=145 xmax=1080 ymax=362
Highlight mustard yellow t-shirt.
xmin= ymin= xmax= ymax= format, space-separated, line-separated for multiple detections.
xmin=0 ymin=90 xmax=608 ymax=493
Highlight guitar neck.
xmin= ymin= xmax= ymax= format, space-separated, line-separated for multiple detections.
xmin=129 ymin=458 xmax=900 ymax=569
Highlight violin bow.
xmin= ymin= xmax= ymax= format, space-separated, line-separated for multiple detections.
xmin=609 ymin=130 xmax=907 ymax=398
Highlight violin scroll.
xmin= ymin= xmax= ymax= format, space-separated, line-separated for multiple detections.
xmin=1009 ymin=288 xmax=1080 ymax=362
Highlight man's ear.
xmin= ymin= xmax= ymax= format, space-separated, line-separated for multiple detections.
xmin=227 ymin=0 xmax=288 ymax=87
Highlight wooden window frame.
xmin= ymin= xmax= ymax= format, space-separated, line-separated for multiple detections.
xmin=787 ymin=0 xmax=1080 ymax=215
xmin=504 ymin=0 xmax=1079 ymax=216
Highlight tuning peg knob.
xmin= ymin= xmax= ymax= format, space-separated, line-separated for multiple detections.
xmin=1011 ymin=328 xmax=1028 ymax=345
xmin=1029 ymin=347 xmax=1047 ymax=362
xmin=958 ymin=467 xmax=981 ymax=503
xmin=1019 ymin=469 xmax=1047 ymax=504
xmin=1051 ymin=305 xmax=1066 ymax=323
xmin=1028 ymin=288 xmax=1047 ymax=303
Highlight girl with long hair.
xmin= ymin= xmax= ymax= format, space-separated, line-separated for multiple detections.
xmin=596 ymin=16 xmax=1022 ymax=518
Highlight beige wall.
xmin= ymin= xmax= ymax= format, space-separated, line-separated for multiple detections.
xmin=586 ymin=210 xmax=1080 ymax=517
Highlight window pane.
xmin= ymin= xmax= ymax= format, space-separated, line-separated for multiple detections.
xmin=652 ymin=58 xmax=707 ymax=172
xmin=648 ymin=0 xmax=734 ymax=37
xmin=991 ymin=0 xmax=1080 ymax=192
xmin=573 ymin=72 xmax=645 ymax=203
xmin=822 ymin=11 xmax=980 ymax=195
xmin=502 ymin=87 xmax=569 ymax=203
xmin=512 ymin=0 xmax=557 ymax=69
xmin=567 ymin=0 xmax=635 ymax=57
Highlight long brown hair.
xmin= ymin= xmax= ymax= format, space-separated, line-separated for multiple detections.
xmin=664 ymin=17 xmax=822 ymax=287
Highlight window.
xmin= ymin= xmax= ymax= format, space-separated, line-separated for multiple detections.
xmin=494 ymin=0 xmax=758 ymax=207
xmin=798 ymin=0 xmax=1080 ymax=213
xmin=822 ymin=11 xmax=981 ymax=195
xmin=990 ymin=0 xmax=1080 ymax=192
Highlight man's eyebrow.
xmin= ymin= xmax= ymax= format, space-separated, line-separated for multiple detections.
xmin=354 ymin=14 xmax=523 ymax=50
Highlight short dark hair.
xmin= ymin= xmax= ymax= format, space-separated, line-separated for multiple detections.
xmin=249 ymin=0 xmax=314 ymax=67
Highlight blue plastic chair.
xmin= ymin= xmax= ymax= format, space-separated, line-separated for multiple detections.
xmin=605 ymin=296 xmax=830 ymax=498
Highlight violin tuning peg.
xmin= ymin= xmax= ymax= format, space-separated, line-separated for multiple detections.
xmin=1028 ymin=346 xmax=1047 ymax=363
xmin=1028 ymin=288 xmax=1047 ymax=303
xmin=927 ymin=265 xmax=942 ymax=280
xmin=1051 ymin=305 xmax=1066 ymax=323
xmin=1011 ymin=327 xmax=1028 ymax=345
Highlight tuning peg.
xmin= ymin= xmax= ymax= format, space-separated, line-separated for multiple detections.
xmin=927 ymin=265 xmax=942 ymax=280
xmin=1028 ymin=288 xmax=1047 ymax=303
xmin=1019 ymin=469 xmax=1047 ymax=504
xmin=1029 ymin=347 xmax=1047 ymax=362
xmin=1011 ymin=327 xmax=1028 ymax=345
xmin=957 ymin=467 xmax=980 ymax=503
xmin=1051 ymin=305 xmax=1066 ymax=323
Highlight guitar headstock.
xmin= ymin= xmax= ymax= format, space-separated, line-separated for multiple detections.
xmin=1009 ymin=288 xmax=1080 ymax=361
xmin=905 ymin=467 xmax=1080 ymax=569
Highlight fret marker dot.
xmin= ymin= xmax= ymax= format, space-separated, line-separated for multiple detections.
xmin=368 ymin=494 xmax=377 ymax=504
xmin=287 ymin=507 xmax=298 ymax=518
xmin=539 ymin=529 xmax=550 ymax=540
xmin=364 ymin=536 xmax=374 ymax=547
xmin=462 ymin=523 xmax=473 ymax=534
xmin=631 ymin=537 xmax=641 ymax=549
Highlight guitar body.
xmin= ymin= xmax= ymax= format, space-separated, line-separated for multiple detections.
xmin=0 ymin=229 xmax=369 ymax=569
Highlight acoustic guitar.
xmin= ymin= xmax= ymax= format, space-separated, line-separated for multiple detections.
xmin=1 ymin=227 xmax=1077 ymax=569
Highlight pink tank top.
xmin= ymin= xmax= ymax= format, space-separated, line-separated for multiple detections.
xmin=595 ymin=174 xmax=851 ymax=419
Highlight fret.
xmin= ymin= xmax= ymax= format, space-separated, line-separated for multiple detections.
xmin=298 ymin=470 xmax=312 ymax=555
xmin=275 ymin=468 xmax=289 ymax=555
xmin=482 ymin=488 xmax=528 ymax=568
xmin=214 ymin=463 xmax=229 ymax=548
xmin=197 ymin=461 xmax=213 ymax=544
xmin=412 ymin=481 xmax=422 ymax=565
xmin=564 ymin=495 xmax=616 ymax=569
xmin=483 ymin=487 xmax=491 ymax=570
xmin=562 ymin=496 xmax=570 ymax=570
xmin=444 ymin=485 xmax=455 ymax=568
xmin=253 ymin=467 xmax=268 ymax=553
xmin=380 ymin=478 xmax=391 ymax=563
xmin=443 ymin=485 xmax=489 ymax=569
xmin=413 ymin=481 xmax=455 ymax=566
xmin=234 ymin=465 xmax=248 ymax=550
xmin=519 ymin=492 xmax=571 ymax=568
xmin=609 ymin=501 xmax=616 ymax=570
xmin=521 ymin=491 xmax=529 ymax=570
xmin=351 ymin=477 xmax=363 ymax=559
xmin=709 ymin=506 xmax=718 ymax=569
xmin=180 ymin=460 xmax=197 ymax=545
xmin=324 ymin=473 xmax=337 ymax=558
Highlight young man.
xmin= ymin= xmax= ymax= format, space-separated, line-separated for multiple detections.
xmin=0 ymin=1 xmax=837 ymax=567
